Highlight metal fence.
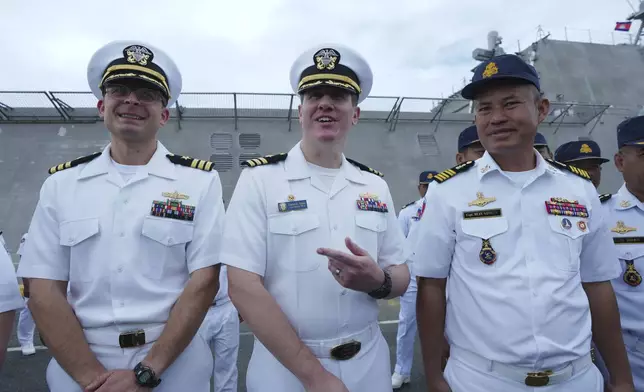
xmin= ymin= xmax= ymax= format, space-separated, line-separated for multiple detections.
xmin=0 ymin=91 xmax=618 ymax=132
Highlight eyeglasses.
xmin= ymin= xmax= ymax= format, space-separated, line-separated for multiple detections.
xmin=104 ymin=84 xmax=165 ymax=104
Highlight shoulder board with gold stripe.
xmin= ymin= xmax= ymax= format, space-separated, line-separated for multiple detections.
xmin=166 ymin=154 xmax=214 ymax=171
xmin=346 ymin=158 xmax=383 ymax=177
xmin=546 ymin=159 xmax=591 ymax=181
xmin=48 ymin=152 xmax=102 ymax=175
xmin=433 ymin=161 xmax=475 ymax=183
xmin=402 ymin=201 xmax=415 ymax=209
xmin=599 ymin=193 xmax=612 ymax=203
xmin=241 ymin=153 xmax=288 ymax=168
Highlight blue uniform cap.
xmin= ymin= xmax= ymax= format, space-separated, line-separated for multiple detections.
xmin=617 ymin=115 xmax=644 ymax=148
xmin=534 ymin=132 xmax=548 ymax=147
xmin=458 ymin=125 xmax=480 ymax=151
xmin=419 ymin=171 xmax=438 ymax=184
xmin=461 ymin=54 xmax=540 ymax=100
xmin=554 ymin=140 xmax=609 ymax=164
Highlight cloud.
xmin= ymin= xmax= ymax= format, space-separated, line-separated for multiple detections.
xmin=0 ymin=0 xmax=634 ymax=100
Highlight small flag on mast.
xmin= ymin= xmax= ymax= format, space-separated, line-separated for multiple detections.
xmin=615 ymin=21 xmax=633 ymax=31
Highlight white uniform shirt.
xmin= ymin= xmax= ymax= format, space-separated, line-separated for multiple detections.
xmin=0 ymin=241 xmax=22 ymax=313
xmin=17 ymin=233 xmax=28 ymax=257
xmin=398 ymin=198 xmax=425 ymax=238
xmin=17 ymin=142 xmax=225 ymax=329
xmin=221 ymin=142 xmax=405 ymax=341
xmin=603 ymin=184 xmax=644 ymax=337
xmin=412 ymin=150 xmax=620 ymax=368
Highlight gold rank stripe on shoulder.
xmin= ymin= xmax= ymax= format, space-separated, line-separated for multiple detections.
xmin=346 ymin=158 xmax=384 ymax=177
xmin=48 ymin=152 xmax=102 ymax=175
xmin=433 ymin=161 xmax=475 ymax=183
xmin=241 ymin=153 xmax=288 ymax=168
xmin=166 ymin=154 xmax=214 ymax=171
xmin=599 ymin=193 xmax=613 ymax=203
xmin=545 ymin=159 xmax=591 ymax=181
xmin=402 ymin=201 xmax=415 ymax=209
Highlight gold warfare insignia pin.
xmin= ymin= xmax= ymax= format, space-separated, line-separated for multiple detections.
xmin=579 ymin=143 xmax=592 ymax=153
xmin=314 ymin=48 xmax=339 ymax=71
xmin=479 ymin=238 xmax=497 ymax=265
xmin=288 ymin=194 xmax=296 ymax=201
xmin=482 ymin=62 xmax=498 ymax=78
xmin=623 ymin=261 xmax=642 ymax=287
xmin=612 ymin=221 xmax=637 ymax=235
xmin=123 ymin=44 xmax=153 ymax=66
xmin=162 ymin=191 xmax=189 ymax=200
xmin=620 ymin=200 xmax=632 ymax=208
xmin=468 ymin=192 xmax=496 ymax=207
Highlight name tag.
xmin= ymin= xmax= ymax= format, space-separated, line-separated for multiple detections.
xmin=278 ymin=200 xmax=308 ymax=212
xmin=463 ymin=208 xmax=502 ymax=220
xmin=613 ymin=237 xmax=644 ymax=245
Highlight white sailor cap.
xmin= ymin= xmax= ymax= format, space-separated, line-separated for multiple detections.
xmin=87 ymin=40 xmax=183 ymax=107
xmin=289 ymin=43 xmax=373 ymax=104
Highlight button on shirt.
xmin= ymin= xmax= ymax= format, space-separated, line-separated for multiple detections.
xmin=17 ymin=142 xmax=225 ymax=329
xmin=412 ymin=151 xmax=620 ymax=368
xmin=220 ymin=142 xmax=405 ymax=341
xmin=0 ymin=245 xmax=23 ymax=314
xmin=603 ymin=184 xmax=644 ymax=337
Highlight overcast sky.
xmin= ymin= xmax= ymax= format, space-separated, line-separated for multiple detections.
xmin=0 ymin=0 xmax=637 ymax=102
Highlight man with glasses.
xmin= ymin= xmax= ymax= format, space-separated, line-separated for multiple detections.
xmin=17 ymin=40 xmax=225 ymax=392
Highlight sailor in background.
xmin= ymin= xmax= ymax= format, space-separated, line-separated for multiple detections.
xmin=455 ymin=125 xmax=486 ymax=164
xmin=391 ymin=170 xmax=437 ymax=389
xmin=554 ymin=140 xmax=609 ymax=189
xmin=414 ymin=54 xmax=633 ymax=391
xmin=17 ymin=40 xmax=224 ymax=392
xmin=0 ymin=231 xmax=23 ymax=369
xmin=222 ymin=44 xmax=409 ymax=392
xmin=197 ymin=264 xmax=240 ymax=392
xmin=16 ymin=233 xmax=37 ymax=356
xmin=534 ymin=132 xmax=554 ymax=159
xmin=599 ymin=115 xmax=644 ymax=390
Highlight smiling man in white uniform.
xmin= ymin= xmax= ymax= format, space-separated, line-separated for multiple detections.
xmin=17 ymin=40 xmax=224 ymax=392
xmin=221 ymin=44 xmax=409 ymax=392
xmin=413 ymin=54 xmax=633 ymax=392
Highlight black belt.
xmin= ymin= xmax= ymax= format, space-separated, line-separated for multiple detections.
xmin=330 ymin=340 xmax=362 ymax=361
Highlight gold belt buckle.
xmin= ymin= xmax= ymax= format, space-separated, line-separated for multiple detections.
xmin=524 ymin=370 xmax=553 ymax=387
xmin=330 ymin=340 xmax=361 ymax=361
xmin=119 ymin=329 xmax=146 ymax=348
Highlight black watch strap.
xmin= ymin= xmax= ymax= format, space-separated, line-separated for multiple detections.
xmin=368 ymin=269 xmax=392 ymax=299
xmin=133 ymin=362 xmax=162 ymax=388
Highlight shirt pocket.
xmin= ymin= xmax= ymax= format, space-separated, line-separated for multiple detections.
xmin=59 ymin=217 xmax=100 ymax=282
xmin=545 ymin=215 xmax=589 ymax=273
xmin=141 ymin=216 xmax=194 ymax=280
xmin=459 ymin=216 xmax=508 ymax=267
xmin=612 ymin=246 xmax=644 ymax=292
xmin=354 ymin=213 xmax=387 ymax=260
xmin=268 ymin=213 xmax=321 ymax=272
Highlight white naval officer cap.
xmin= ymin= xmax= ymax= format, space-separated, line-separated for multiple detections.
xmin=87 ymin=40 xmax=183 ymax=108
xmin=289 ymin=43 xmax=373 ymax=104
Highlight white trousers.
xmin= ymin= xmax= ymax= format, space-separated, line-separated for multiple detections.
xmin=46 ymin=332 xmax=212 ymax=392
xmin=394 ymin=277 xmax=417 ymax=376
xmin=17 ymin=298 xmax=35 ymax=347
xmin=246 ymin=324 xmax=393 ymax=392
xmin=198 ymin=301 xmax=240 ymax=392
xmin=444 ymin=349 xmax=603 ymax=392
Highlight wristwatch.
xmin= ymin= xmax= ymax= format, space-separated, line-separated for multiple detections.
xmin=133 ymin=362 xmax=162 ymax=388
xmin=368 ymin=269 xmax=392 ymax=299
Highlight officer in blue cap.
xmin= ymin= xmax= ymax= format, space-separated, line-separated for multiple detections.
xmin=392 ymin=170 xmax=438 ymax=389
xmin=554 ymin=140 xmax=609 ymax=188
xmin=414 ymin=53 xmax=633 ymax=392
xmin=534 ymin=132 xmax=553 ymax=159
xmin=456 ymin=125 xmax=485 ymax=164
xmin=598 ymin=115 xmax=644 ymax=390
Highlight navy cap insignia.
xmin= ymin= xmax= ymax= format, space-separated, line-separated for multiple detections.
xmin=468 ymin=192 xmax=496 ymax=207
xmin=611 ymin=221 xmax=637 ymax=234
xmin=124 ymin=45 xmax=153 ymax=66
xmin=315 ymin=48 xmax=339 ymax=71
xmin=479 ymin=239 xmax=497 ymax=265
xmin=623 ymin=261 xmax=642 ymax=287
xmin=579 ymin=143 xmax=592 ymax=153
xmin=482 ymin=62 xmax=498 ymax=79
